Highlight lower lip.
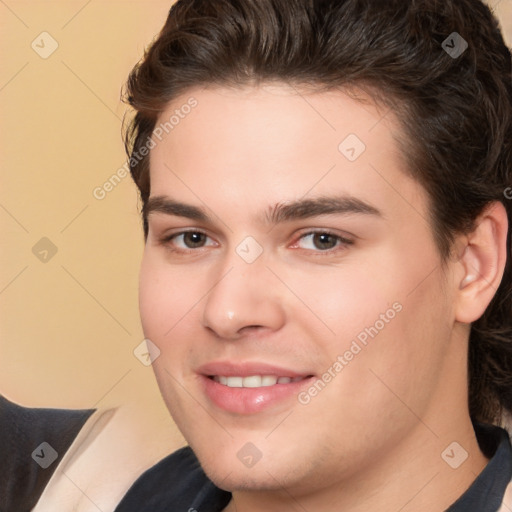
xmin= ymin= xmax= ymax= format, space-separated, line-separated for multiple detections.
xmin=201 ymin=375 xmax=314 ymax=414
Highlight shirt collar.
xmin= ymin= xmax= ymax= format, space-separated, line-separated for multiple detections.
xmin=446 ymin=422 xmax=512 ymax=511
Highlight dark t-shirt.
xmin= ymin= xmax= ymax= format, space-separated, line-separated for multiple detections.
xmin=115 ymin=422 xmax=512 ymax=512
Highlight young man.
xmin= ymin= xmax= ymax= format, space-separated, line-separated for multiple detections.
xmin=113 ymin=0 xmax=512 ymax=510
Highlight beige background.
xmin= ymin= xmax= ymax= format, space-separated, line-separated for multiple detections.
xmin=0 ymin=0 xmax=511 ymax=454
xmin=0 ymin=0 xmax=185 ymax=460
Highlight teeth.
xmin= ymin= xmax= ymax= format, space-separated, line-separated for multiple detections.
xmin=261 ymin=376 xmax=278 ymax=386
xmin=226 ymin=376 xmax=243 ymax=387
xmin=212 ymin=375 xmax=302 ymax=388
xmin=243 ymin=375 xmax=264 ymax=388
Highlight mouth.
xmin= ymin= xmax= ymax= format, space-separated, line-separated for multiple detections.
xmin=198 ymin=361 xmax=315 ymax=414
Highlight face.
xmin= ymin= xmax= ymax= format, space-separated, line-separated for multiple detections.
xmin=139 ymin=84 xmax=458 ymax=495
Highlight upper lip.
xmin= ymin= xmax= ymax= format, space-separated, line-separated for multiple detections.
xmin=197 ymin=361 xmax=313 ymax=378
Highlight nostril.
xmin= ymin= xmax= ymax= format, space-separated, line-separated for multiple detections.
xmin=239 ymin=325 xmax=264 ymax=334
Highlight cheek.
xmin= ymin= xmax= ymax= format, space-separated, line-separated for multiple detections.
xmin=343 ymin=269 xmax=452 ymax=421
xmin=284 ymin=262 xmax=403 ymax=358
xmin=138 ymin=252 xmax=201 ymax=345
xmin=138 ymin=254 xmax=166 ymax=339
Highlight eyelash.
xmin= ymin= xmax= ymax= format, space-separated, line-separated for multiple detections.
xmin=158 ymin=229 xmax=354 ymax=256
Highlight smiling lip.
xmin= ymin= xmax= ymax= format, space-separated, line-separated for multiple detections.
xmin=197 ymin=361 xmax=315 ymax=414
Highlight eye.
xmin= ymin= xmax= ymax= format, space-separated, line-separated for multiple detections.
xmin=160 ymin=230 xmax=216 ymax=250
xmin=294 ymin=231 xmax=353 ymax=252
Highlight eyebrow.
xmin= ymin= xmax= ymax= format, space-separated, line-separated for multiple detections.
xmin=144 ymin=195 xmax=382 ymax=225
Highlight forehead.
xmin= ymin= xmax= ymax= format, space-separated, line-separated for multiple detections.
xmin=148 ymin=84 xmax=428 ymax=225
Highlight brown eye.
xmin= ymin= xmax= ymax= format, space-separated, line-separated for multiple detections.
xmin=161 ymin=231 xmax=215 ymax=251
xmin=312 ymin=233 xmax=339 ymax=250
xmin=181 ymin=232 xmax=208 ymax=248
xmin=297 ymin=232 xmax=351 ymax=251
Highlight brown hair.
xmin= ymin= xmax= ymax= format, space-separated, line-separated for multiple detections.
xmin=123 ymin=0 xmax=512 ymax=425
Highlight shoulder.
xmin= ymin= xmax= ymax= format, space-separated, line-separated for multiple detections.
xmin=0 ymin=394 xmax=95 ymax=512
xmin=0 ymin=395 xmax=223 ymax=511
xmin=32 ymin=400 xmax=186 ymax=512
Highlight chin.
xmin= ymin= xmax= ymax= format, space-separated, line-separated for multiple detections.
xmin=202 ymin=463 xmax=291 ymax=493
xmin=193 ymin=440 xmax=311 ymax=492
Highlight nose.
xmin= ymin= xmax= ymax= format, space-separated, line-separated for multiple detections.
xmin=201 ymin=257 xmax=286 ymax=340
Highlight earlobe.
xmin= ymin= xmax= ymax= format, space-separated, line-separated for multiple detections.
xmin=455 ymin=202 xmax=508 ymax=324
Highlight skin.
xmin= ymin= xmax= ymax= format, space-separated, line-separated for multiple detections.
xmin=138 ymin=84 xmax=508 ymax=511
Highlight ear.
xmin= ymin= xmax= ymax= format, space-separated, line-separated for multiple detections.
xmin=454 ymin=201 xmax=508 ymax=324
